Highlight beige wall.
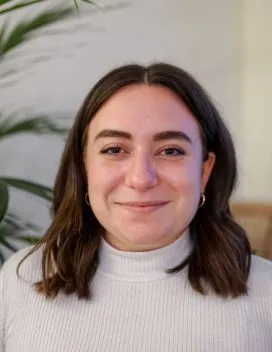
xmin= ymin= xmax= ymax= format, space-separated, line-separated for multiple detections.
xmin=240 ymin=0 xmax=272 ymax=201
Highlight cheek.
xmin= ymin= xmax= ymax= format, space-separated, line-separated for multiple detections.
xmin=86 ymin=166 xmax=109 ymax=216
xmin=163 ymin=161 xmax=202 ymax=193
xmin=86 ymin=163 xmax=122 ymax=197
xmin=173 ymin=165 xmax=202 ymax=216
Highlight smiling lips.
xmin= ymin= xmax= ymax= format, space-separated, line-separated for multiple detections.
xmin=116 ymin=201 xmax=169 ymax=213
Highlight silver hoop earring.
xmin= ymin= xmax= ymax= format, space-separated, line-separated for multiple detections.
xmin=85 ymin=192 xmax=90 ymax=206
xmin=199 ymin=194 xmax=206 ymax=208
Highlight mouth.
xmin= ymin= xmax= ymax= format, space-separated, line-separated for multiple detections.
xmin=115 ymin=201 xmax=170 ymax=213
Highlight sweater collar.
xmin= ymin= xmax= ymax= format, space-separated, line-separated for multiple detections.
xmin=97 ymin=230 xmax=192 ymax=281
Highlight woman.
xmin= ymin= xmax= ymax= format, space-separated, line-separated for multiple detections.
xmin=0 ymin=62 xmax=271 ymax=352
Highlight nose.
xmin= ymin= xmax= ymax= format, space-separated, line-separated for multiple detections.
xmin=125 ymin=152 xmax=158 ymax=192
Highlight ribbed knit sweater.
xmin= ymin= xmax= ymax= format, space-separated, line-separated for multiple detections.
xmin=0 ymin=231 xmax=272 ymax=352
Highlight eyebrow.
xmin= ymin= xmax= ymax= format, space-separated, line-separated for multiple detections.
xmin=94 ymin=129 xmax=192 ymax=144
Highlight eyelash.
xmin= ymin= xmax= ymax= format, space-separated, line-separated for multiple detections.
xmin=100 ymin=146 xmax=124 ymax=155
xmin=100 ymin=145 xmax=186 ymax=156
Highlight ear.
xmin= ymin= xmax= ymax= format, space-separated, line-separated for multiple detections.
xmin=201 ymin=152 xmax=216 ymax=193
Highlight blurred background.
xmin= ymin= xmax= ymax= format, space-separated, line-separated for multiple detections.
xmin=0 ymin=0 xmax=271 ymax=261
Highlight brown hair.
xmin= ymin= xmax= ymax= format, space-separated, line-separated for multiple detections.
xmin=17 ymin=63 xmax=251 ymax=299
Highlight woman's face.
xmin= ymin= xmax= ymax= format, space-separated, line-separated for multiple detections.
xmin=84 ymin=84 xmax=215 ymax=251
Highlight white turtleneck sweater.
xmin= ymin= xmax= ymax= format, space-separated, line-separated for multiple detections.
xmin=0 ymin=232 xmax=272 ymax=352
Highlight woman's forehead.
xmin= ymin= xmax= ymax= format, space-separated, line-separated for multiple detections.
xmin=87 ymin=84 xmax=200 ymax=141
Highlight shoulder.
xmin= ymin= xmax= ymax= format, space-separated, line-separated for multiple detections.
xmin=248 ymin=254 xmax=272 ymax=296
xmin=0 ymin=245 xmax=43 ymax=285
xmin=250 ymin=254 xmax=272 ymax=276
xmin=0 ymin=246 xmax=44 ymax=340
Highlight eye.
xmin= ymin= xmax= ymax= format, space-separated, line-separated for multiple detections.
xmin=100 ymin=146 xmax=125 ymax=155
xmin=159 ymin=147 xmax=186 ymax=156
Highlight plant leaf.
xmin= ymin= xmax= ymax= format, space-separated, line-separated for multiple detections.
xmin=0 ymin=114 xmax=69 ymax=139
xmin=73 ymin=0 xmax=79 ymax=12
xmin=81 ymin=0 xmax=96 ymax=4
xmin=0 ymin=16 xmax=8 ymax=44
xmin=0 ymin=234 xmax=18 ymax=252
xmin=0 ymin=250 xmax=4 ymax=265
xmin=0 ymin=211 xmax=41 ymax=262
xmin=1 ymin=212 xmax=40 ymax=236
xmin=16 ymin=235 xmax=40 ymax=244
xmin=4 ymin=212 xmax=39 ymax=230
xmin=0 ymin=0 xmax=14 ymax=6
xmin=0 ymin=1 xmax=47 ymax=16
xmin=0 ymin=0 xmax=95 ymax=16
xmin=0 ymin=177 xmax=53 ymax=201
xmin=0 ymin=5 xmax=75 ymax=58
xmin=0 ymin=180 xmax=9 ymax=222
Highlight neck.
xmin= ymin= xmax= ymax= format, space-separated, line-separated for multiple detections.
xmin=98 ymin=230 xmax=192 ymax=282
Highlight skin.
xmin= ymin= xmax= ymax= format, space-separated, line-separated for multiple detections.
xmin=84 ymin=84 xmax=215 ymax=252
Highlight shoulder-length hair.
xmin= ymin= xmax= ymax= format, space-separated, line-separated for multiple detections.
xmin=17 ymin=62 xmax=251 ymax=299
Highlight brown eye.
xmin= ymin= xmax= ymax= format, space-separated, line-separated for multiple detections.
xmin=160 ymin=147 xmax=185 ymax=156
xmin=100 ymin=146 xmax=124 ymax=155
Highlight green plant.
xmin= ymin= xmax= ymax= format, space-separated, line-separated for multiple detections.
xmin=0 ymin=0 xmax=93 ymax=262
xmin=0 ymin=0 xmax=93 ymax=15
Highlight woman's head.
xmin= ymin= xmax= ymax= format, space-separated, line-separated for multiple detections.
xmin=84 ymin=83 xmax=215 ymax=251
xmin=20 ymin=63 xmax=251 ymax=299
